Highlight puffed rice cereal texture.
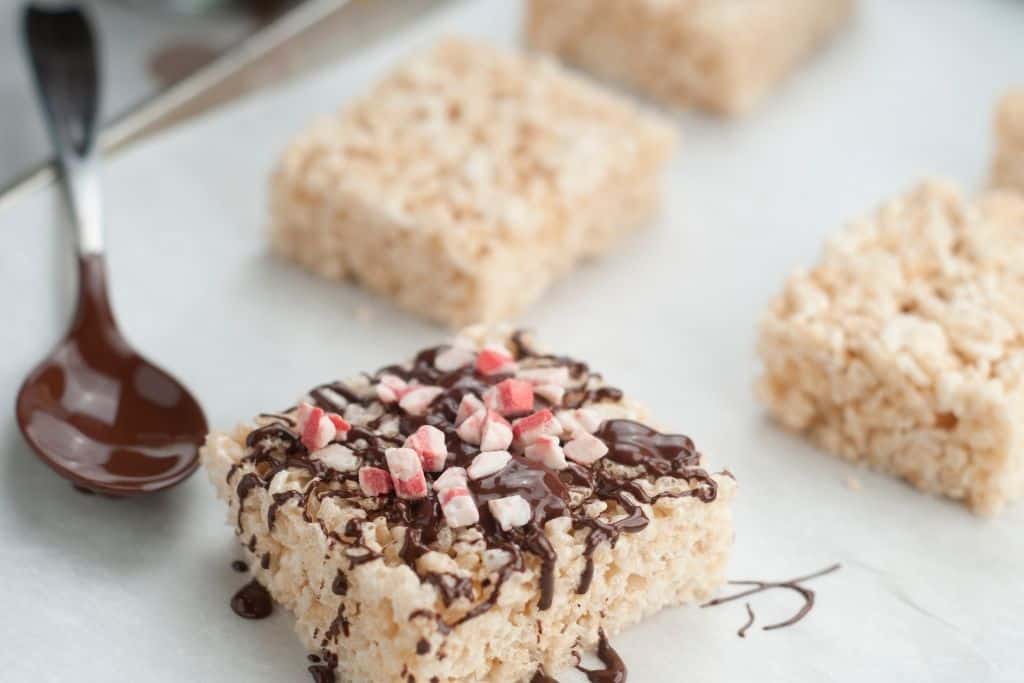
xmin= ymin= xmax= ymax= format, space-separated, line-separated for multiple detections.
xmin=270 ymin=37 xmax=676 ymax=327
xmin=757 ymin=179 xmax=1024 ymax=515
xmin=526 ymin=0 xmax=854 ymax=115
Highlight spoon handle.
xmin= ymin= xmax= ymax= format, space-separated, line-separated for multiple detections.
xmin=23 ymin=5 xmax=104 ymax=256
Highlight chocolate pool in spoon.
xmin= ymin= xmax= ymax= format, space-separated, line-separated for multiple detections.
xmin=15 ymin=6 xmax=207 ymax=495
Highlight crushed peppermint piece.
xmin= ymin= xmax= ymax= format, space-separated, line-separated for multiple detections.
xmin=399 ymin=385 xmax=444 ymax=416
xmin=476 ymin=346 xmax=517 ymax=375
xmin=516 ymin=366 xmax=571 ymax=387
xmin=404 ymin=425 xmax=448 ymax=472
xmin=456 ymin=408 xmax=486 ymax=445
xmin=483 ymin=378 xmax=534 ymax=416
xmin=432 ymin=466 xmax=468 ymax=492
xmin=480 ymin=411 xmax=514 ymax=451
xmin=557 ymin=408 xmax=603 ymax=436
xmin=442 ymin=491 xmax=480 ymax=528
xmin=512 ymin=409 xmax=562 ymax=446
xmin=434 ymin=345 xmax=477 ymax=372
xmin=376 ymin=374 xmax=409 ymax=403
xmin=358 ymin=466 xmax=393 ymax=496
xmin=298 ymin=404 xmax=337 ymax=451
xmin=524 ymin=435 xmax=568 ymax=470
xmin=488 ymin=495 xmax=532 ymax=531
xmin=456 ymin=393 xmax=485 ymax=426
xmin=564 ymin=432 xmax=609 ymax=465
xmin=468 ymin=450 xmax=512 ymax=480
xmin=385 ymin=447 xmax=429 ymax=499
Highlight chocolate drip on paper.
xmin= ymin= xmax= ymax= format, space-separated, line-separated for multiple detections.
xmin=576 ymin=629 xmax=626 ymax=683
xmin=531 ymin=668 xmax=559 ymax=683
xmin=230 ymin=580 xmax=273 ymax=619
xmin=702 ymin=563 xmax=841 ymax=634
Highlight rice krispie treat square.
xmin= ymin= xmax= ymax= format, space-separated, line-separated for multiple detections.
xmin=270 ymin=38 xmax=676 ymax=327
xmin=991 ymin=88 xmax=1024 ymax=193
xmin=526 ymin=0 xmax=854 ymax=115
xmin=201 ymin=327 xmax=735 ymax=682
xmin=757 ymin=180 xmax=1024 ymax=515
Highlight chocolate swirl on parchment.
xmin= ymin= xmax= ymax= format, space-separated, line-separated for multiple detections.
xmin=227 ymin=331 xmax=721 ymax=648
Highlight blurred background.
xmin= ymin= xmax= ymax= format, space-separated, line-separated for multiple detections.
xmin=0 ymin=0 xmax=449 ymax=194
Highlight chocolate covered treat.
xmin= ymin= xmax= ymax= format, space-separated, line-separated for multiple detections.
xmin=991 ymin=88 xmax=1024 ymax=194
xmin=270 ymin=38 xmax=676 ymax=327
xmin=201 ymin=327 xmax=735 ymax=682
xmin=526 ymin=0 xmax=854 ymax=115
xmin=758 ymin=180 xmax=1024 ymax=515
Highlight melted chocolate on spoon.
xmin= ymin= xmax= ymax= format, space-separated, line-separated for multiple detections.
xmin=16 ymin=255 xmax=208 ymax=494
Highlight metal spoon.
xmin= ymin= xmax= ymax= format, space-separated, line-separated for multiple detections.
xmin=15 ymin=5 xmax=208 ymax=495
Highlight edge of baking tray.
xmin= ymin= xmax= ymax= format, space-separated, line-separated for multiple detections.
xmin=0 ymin=0 xmax=350 ymax=210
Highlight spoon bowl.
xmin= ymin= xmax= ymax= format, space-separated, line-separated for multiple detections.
xmin=16 ymin=6 xmax=207 ymax=495
xmin=16 ymin=254 xmax=207 ymax=495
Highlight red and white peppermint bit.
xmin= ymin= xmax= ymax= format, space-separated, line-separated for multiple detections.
xmin=295 ymin=402 xmax=316 ymax=427
xmin=564 ymin=432 xmax=609 ymax=466
xmin=468 ymin=450 xmax=512 ymax=480
xmin=483 ymin=378 xmax=534 ymax=416
xmin=480 ymin=410 xmax=514 ymax=451
xmin=456 ymin=394 xmax=485 ymax=426
xmin=385 ymin=447 xmax=429 ymax=499
xmin=375 ymin=374 xmax=409 ymax=403
xmin=556 ymin=408 xmax=602 ymax=436
xmin=442 ymin=491 xmax=480 ymax=528
xmin=475 ymin=346 xmax=517 ymax=376
xmin=399 ymin=385 xmax=444 ymax=416
xmin=314 ymin=443 xmax=358 ymax=472
xmin=516 ymin=366 xmax=571 ymax=387
xmin=533 ymin=383 xmax=565 ymax=406
xmin=438 ymin=485 xmax=471 ymax=507
xmin=299 ymin=404 xmax=337 ymax=451
xmin=434 ymin=345 xmax=477 ymax=372
xmin=404 ymin=425 xmax=448 ymax=472
xmin=358 ymin=466 xmax=393 ymax=496
xmin=432 ymin=466 xmax=468 ymax=492
xmin=327 ymin=413 xmax=351 ymax=438
xmin=488 ymin=495 xmax=532 ymax=531
xmin=512 ymin=409 xmax=563 ymax=446
xmin=456 ymin=408 xmax=486 ymax=445
xmin=524 ymin=435 xmax=568 ymax=470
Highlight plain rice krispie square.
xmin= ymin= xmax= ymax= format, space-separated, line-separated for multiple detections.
xmin=201 ymin=327 xmax=735 ymax=682
xmin=526 ymin=0 xmax=854 ymax=115
xmin=991 ymin=88 xmax=1024 ymax=194
xmin=757 ymin=180 xmax=1024 ymax=515
xmin=270 ymin=38 xmax=676 ymax=327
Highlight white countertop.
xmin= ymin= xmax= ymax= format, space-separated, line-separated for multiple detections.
xmin=1 ymin=1 xmax=1022 ymax=681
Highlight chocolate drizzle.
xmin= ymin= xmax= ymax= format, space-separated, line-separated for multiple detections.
xmin=307 ymin=651 xmax=338 ymax=683
xmin=531 ymin=668 xmax=559 ymax=683
xmin=226 ymin=332 xmax=722 ymax=640
xmin=702 ymin=563 xmax=841 ymax=634
xmin=576 ymin=629 xmax=626 ymax=683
